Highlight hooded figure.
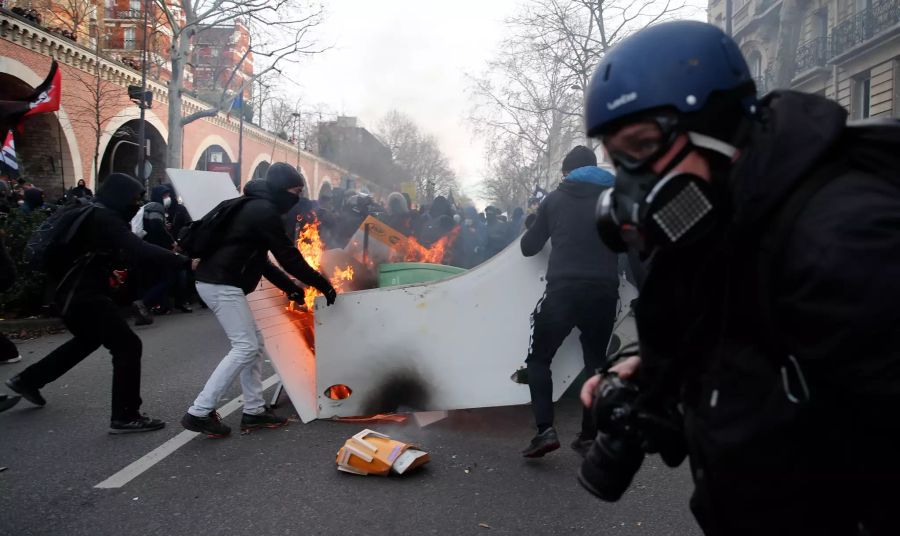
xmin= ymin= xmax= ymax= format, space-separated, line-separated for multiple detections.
xmin=183 ymin=163 xmax=336 ymax=438
xmin=6 ymin=172 xmax=189 ymax=433
xmin=265 ymin=162 xmax=304 ymax=214
xmin=517 ymin=145 xmax=619 ymax=458
xmin=70 ymin=179 xmax=93 ymax=199
xmin=382 ymin=191 xmax=413 ymax=235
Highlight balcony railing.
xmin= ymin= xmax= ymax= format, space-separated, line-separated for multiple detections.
xmin=105 ymin=8 xmax=143 ymax=19
xmin=795 ymin=36 xmax=830 ymax=73
xmin=832 ymin=0 xmax=900 ymax=57
xmin=103 ymin=36 xmax=137 ymax=50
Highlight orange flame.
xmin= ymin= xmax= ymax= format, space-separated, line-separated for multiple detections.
xmin=393 ymin=227 xmax=460 ymax=264
xmin=294 ymin=218 xmax=355 ymax=311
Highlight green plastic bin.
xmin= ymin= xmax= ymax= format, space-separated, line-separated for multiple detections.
xmin=378 ymin=262 xmax=465 ymax=287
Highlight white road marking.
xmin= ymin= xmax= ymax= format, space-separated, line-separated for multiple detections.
xmin=94 ymin=374 xmax=281 ymax=489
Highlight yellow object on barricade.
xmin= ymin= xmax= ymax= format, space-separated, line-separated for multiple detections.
xmin=335 ymin=429 xmax=430 ymax=476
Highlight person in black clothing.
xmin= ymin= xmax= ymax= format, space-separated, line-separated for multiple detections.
xmin=181 ymin=163 xmax=337 ymax=438
xmin=69 ymin=179 xmax=93 ymax=199
xmin=519 ymin=145 xmax=618 ymax=458
xmin=0 ymin=234 xmax=21 ymax=365
xmin=581 ymin=21 xmax=900 ymax=535
xmin=5 ymin=173 xmax=190 ymax=433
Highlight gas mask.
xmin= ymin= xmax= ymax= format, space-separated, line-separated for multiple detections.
xmin=596 ymin=131 xmax=733 ymax=254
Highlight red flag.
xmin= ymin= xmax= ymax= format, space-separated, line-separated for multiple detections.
xmin=0 ymin=61 xmax=61 ymax=133
xmin=22 ymin=60 xmax=61 ymax=119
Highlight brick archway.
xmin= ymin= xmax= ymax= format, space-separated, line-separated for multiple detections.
xmin=189 ymin=134 xmax=237 ymax=170
xmin=0 ymin=57 xmax=83 ymax=190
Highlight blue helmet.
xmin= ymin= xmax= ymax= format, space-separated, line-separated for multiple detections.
xmin=585 ymin=21 xmax=755 ymax=138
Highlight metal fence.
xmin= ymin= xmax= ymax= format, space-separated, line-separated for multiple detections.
xmin=832 ymin=0 xmax=900 ymax=57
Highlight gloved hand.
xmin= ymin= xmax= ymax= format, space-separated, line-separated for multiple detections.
xmin=319 ymin=284 xmax=337 ymax=306
xmin=524 ymin=213 xmax=537 ymax=229
xmin=287 ymin=291 xmax=304 ymax=304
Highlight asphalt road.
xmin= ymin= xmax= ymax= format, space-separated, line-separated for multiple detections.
xmin=0 ymin=310 xmax=702 ymax=536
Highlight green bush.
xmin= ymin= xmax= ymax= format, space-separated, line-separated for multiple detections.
xmin=0 ymin=209 xmax=50 ymax=317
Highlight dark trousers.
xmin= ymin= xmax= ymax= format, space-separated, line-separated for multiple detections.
xmin=18 ymin=297 xmax=143 ymax=421
xmin=526 ymin=282 xmax=617 ymax=436
xmin=0 ymin=332 xmax=18 ymax=360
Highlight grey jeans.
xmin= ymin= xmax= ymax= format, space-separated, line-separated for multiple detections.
xmin=188 ymin=282 xmax=266 ymax=417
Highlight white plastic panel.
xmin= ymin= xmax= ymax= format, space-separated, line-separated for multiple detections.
xmin=166 ymin=168 xmax=239 ymax=220
xmin=313 ymin=242 xmax=587 ymax=418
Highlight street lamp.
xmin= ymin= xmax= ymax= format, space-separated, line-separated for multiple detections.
xmin=135 ymin=0 xmax=151 ymax=193
xmin=291 ymin=112 xmax=302 ymax=170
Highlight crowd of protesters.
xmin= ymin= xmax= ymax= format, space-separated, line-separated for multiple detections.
xmin=289 ymin=182 xmax=528 ymax=270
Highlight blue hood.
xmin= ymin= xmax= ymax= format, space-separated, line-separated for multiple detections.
xmin=564 ymin=166 xmax=615 ymax=187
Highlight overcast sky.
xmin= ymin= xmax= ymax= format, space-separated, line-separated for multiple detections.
xmin=283 ymin=0 xmax=522 ymax=206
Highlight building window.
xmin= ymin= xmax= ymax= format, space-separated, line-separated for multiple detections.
xmin=129 ymin=0 xmax=141 ymax=11
xmin=854 ymin=75 xmax=872 ymax=118
xmin=124 ymin=27 xmax=136 ymax=49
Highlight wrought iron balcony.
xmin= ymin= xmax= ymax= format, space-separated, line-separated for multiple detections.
xmin=832 ymin=0 xmax=900 ymax=57
xmin=795 ymin=36 xmax=830 ymax=73
xmin=106 ymin=8 xmax=143 ymax=19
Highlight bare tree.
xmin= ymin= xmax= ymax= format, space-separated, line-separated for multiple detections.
xmin=770 ymin=0 xmax=803 ymax=89
xmin=37 ymin=0 xmax=96 ymax=41
xmin=482 ymin=137 xmax=538 ymax=212
xmin=153 ymin=0 xmax=327 ymax=168
xmin=470 ymin=0 xmax=690 ymax=189
xmin=376 ymin=110 xmax=459 ymax=202
xmin=68 ymin=37 xmax=132 ymax=183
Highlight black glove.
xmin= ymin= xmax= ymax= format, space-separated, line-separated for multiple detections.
xmin=287 ymin=291 xmax=304 ymax=304
xmin=524 ymin=213 xmax=537 ymax=229
xmin=319 ymin=284 xmax=337 ymax=306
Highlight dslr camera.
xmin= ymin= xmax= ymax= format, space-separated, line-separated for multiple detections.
xmin=577 ymin=368 xmax=687 ymax=502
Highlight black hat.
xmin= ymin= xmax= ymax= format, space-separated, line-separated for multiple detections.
xmin=561 ymin=145 xmax=598 ymax=174
xmin=97 ymin=173 xmax=144 ymax=217
xmin=265 ymin=162 xmax=304 ymax=191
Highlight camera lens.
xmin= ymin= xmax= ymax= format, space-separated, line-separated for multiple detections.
xmin=577 ymin=432 xmax=645 ymax=502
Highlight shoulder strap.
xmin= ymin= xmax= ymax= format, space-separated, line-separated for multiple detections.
xmin=756 ymin=162 xmax=847 ymax=357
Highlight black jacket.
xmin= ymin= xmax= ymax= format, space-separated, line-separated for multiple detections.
xmin=635 ymin=91 xmax=900 ymax=533
xmin=520 ymin=179 xmax=618 ymax=293
xmin=194 ymin=180 xmax=331 ymax=295
xmin=56 ymin=206 xmax=188 ymax=309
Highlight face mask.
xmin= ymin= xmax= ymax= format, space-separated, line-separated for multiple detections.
xmin=272 ymin=190 xmax=300 ymax=214
xmin=163 ymin=197 xmax=172 ymax=209
xmin=596 ymin=141 xmax=720 ymax=254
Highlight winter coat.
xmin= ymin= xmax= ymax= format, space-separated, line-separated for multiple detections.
xmin=194 ymin=179 xmax=331 ymax=295
xmin=520 ymin=166 xmax=618 ymax=293
xmin=55 ymin=175 xmax=188 ymax=309
xmin=635 ymin=91 xmax=900 ymax=534
xmin=142 ymin=201 xmax=175 ymax=250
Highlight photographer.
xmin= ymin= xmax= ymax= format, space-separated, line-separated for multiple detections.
xmin=578 ymin=21 xmax=900 ymax=535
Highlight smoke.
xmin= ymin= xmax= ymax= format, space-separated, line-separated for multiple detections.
xmin=360 ymin=368 xmax=431 ymax=415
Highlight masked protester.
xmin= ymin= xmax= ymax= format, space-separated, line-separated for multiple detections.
xmin=5 ymin=173 xmax=190 ymax=433
xmin=580 ymin=21 xmax=900 ymax=535
xmin=518 ymin=145 xmax=619 ymax=458
xmin=181 ymin=162 xmax=337 ymax=438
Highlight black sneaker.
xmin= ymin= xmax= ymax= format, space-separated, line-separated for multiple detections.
xmin=176 ymin=302 xmax=193 ymax=313
xmin=181 ymin=411 xmax=231 ymax=438
xmin=5 ymin=375 xmax=46 ymax=406
xmin=0 ymin=355 xmax=22 ymax=364
xmin=133 ymin=300 xmax=154 ymax=326
xmin=109 ymin=415 xmax=166 ymax=434
xmin=0 ymin=394 xmax=21 ymax=413
xmin=240 ymin=409 xmax=288 ymax=431
xmin=571 ymin=435 xmax=594 ymax=458
xmin=522 ymin=427 xmax=561 ymax=458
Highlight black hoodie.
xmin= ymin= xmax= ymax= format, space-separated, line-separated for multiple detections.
xmin=56 ymin=173 xmax=188 ymax=309
xmin=520 ymin=178 xmax=618 ymax=293
xmin=636 ymin=90 xmax=900 ymax=452
xmin=194 ymin=179 xmax=332 ymax=295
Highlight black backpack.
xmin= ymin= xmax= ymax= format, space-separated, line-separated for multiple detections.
xmin=23 ymin=198 xmax=96 ymax=272
xmin=178 ymin=197 xmax=250 ymax=258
